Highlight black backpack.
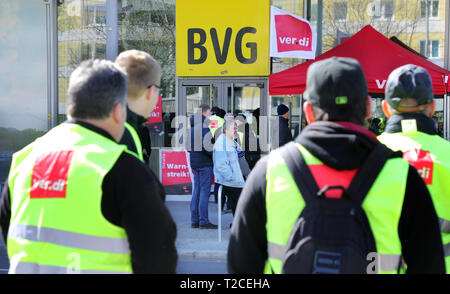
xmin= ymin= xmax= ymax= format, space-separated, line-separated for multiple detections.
xmin=279 ymin=142 xmax=398 ymax=274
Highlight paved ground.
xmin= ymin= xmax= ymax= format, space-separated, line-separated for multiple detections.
xmin=166 ymin=200 xmax=233 ymax=264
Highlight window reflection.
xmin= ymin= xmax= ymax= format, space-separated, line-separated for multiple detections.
xmin=57 ymin=0 xmax=107 ymax=123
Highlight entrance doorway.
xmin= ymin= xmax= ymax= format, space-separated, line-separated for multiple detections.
xmin=177 ymin=78 xmax=269 ymax=141
xmin=178 ymin=78 xmax=268 ymax=116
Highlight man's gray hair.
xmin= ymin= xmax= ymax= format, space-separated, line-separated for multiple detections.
xmin=67 ymin=59 xmax=128 ymax=120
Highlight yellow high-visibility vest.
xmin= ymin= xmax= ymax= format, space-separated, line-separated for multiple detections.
xmin=265 ymin=143 xmax=408 ymax=274
xmin=7 ymin=123 xmax=132 ymax=274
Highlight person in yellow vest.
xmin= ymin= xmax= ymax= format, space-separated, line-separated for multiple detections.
xmin=115 ymin=50 xmax=162 ymax=164
xmin=209 ymin=107 xmax=226 ymax=139
xmin=378 ymin=64 xmax=450 ymax=273
xmin=0 ymin=59 xmax=177 ymax=274
xmin=227 ymin=57 xmax=445 ymax=274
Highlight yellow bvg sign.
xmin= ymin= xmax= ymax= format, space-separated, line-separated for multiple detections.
xmin=176 ymin=0 xmax=270 ymax=77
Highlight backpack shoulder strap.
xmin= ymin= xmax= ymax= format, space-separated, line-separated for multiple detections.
xmin=279 ymin=142 xmax=320 ymax=203
xmin=346 ymin=143 xmax=395 ymax=205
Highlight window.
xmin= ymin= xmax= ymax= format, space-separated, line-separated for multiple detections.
xmin=371 ymin=0 xmax=394 ymax=20
xmin=382 ymin=0 xmax=394 ymax=19
xmin=420 ymin=40 xmax=426 ymax=55
xmin=431 ymin=40 xmax=439 ymax=57
xmin=85 ymin=5 xmax=106 ymax=27
xmin=420 ymin=40 xmax=440 ymax=58
xmin=333 ymin=2 xmax=347 ymax=21
xmin=311 ymin=3 xmax=317 ymax=22
xmin=421 ymin=0 xmax=439 ymax=18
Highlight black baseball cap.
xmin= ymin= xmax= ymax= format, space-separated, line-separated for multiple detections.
xmin=385 ymin=64 xmax=433 ymax=111
xmin=303 ymin=57 xmax=368 ymax=111
xmin=277 ymin=104 xmax=289 ymax=116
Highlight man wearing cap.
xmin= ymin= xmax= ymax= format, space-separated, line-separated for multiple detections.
xmin=378 ymin=64 xmax=450 ymax=273
xmin=271 ymin=104 xmax=293 ymax=149
xmin=227 ymin=57 xmax=444 ymax=274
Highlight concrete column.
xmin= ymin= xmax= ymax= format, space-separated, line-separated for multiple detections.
xmin=45 ymin=0 xmax=58 ymax=129
xmin=316 ymin=0 xmax=323 ymax=57
xmin=445 ymin=0 xmax=450 ymax=70
xmin=106 ymin=0 xmax=118 ymax=61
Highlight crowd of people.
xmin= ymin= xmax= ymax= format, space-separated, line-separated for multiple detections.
xmin=0 ymin=49 xmax=449 ymax=274
xmin=187 ymin=104 xmax=264 ymax=228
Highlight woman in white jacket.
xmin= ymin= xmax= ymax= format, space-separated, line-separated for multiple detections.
xmin=213 ymin=119 xmax=245 ymax=216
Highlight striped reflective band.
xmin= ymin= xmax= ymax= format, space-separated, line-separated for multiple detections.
xmin=268 ymin=242 xmax=285 ymax=261
xmin=444 ymin=243 xmax=450 ymax=258
xmin=8 ymin=224 xmax=130 ymax=254
xmin=268 ymin=242 xmax=403 ymax=273
xmin=439 ymin=218 xmax=450 ymax=234
xmin=10 ymin=261 xmax=130 ymax=274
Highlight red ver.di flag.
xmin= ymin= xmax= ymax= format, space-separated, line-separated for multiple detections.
xmin=159 ymin=149 xmax=192 ymax=195
xmin=147 ymin=95 xmax=163 ymax=134
xmin=270 ymin=6 xmax=317 ymax=59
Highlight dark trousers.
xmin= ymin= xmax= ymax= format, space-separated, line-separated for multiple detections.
xmin=191 ymin=166 xmax=213 ymax=225
xmin=222 ymin=186 xmax=242 ymax=216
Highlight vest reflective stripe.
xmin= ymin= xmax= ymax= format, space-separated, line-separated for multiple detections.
xmin=440 ymin=218 xmax=450 ymax=234
xmin=8 ymin=223 xmax=130 ymax=254
xmin=7 ymin=123 xmax=132 ymax=274
xmin=124 ymin=122 xmax=144 ymax=162
xmin=10 ymin=262 xmax=130 ymax=274
xmin=444 ymin=243 xmax=450 ymax=257
xmin=379 ymin=131 xmax=450 ymax=273
xmin=265 ymin=143 xmax=408 ymax=274
xmin=267 ymin=242 xmax=285 ymax=261
xmin=267 ymin=242 xmax=404 ymax=273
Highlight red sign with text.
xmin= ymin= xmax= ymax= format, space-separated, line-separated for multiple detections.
xmin=147 ymin=95 xmax=163 ymax=125
xmin=160 ymin=150 xmax=192 ymax=195
xmin=270 ymin=6 xmax=316 ymax=59
xmin=147 ymin=95 xmax=163 ymax=134
xmin=275 ymin=14 xmax=313 ymax=53
xmin=30 ymin=150 xmax=74 ymax=199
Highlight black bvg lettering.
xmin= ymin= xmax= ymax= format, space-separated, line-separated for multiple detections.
xmin=235 ymin=27 xmax=257 ymax=64
xmin=188 ymin=28 xmax=207 ymax=64
xmin=187 ymin=27 xmax=258 ymax=65
xmin=210 ymin=28 xmax=233 ymax=65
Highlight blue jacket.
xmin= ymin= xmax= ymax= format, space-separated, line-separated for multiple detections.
xmin=188 ymin=114 xmax=214 ymax=169
xmin=213 ymin=134 xmax=245 ymax=188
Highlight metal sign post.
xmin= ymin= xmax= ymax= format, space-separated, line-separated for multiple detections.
xmin=218 ymin=185 xmax=223 ymax=242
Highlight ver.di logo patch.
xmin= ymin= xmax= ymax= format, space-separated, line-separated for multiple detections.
xmin=30 ymin=150 xmax=74 ymax=199
xmin=403 ymin=149 xmax=434 ymax=185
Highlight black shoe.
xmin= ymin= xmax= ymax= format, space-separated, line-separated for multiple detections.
xmin=199 ymin=222 xmax=218 ymax=229
xmin=191 ymin=223 xmax=199 ymax=228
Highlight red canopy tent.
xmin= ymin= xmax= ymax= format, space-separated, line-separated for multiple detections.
xmin=269 ymin=25 xmax=450 ymax=96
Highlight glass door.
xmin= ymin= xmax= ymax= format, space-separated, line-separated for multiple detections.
xmin=224 ymin=82 xmax=265 ymax=137
xmin=186 ymin=85 xmax=218 ymax=118
xmin=434 ymin=97 xmax=445 ymax=138
xmin=177 ymin=78 xmax=269 ymax=149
